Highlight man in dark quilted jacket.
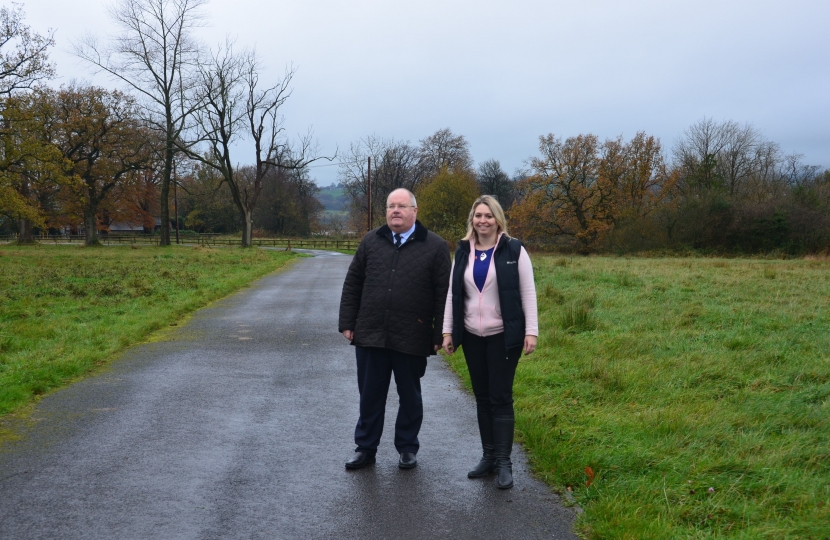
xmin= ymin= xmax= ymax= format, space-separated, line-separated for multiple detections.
xmin=339 ymin=188 xmax=451 ymax=470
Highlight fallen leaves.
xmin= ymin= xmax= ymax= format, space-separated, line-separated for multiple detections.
xmin=585 ymin=466 xmax=595 ymax=487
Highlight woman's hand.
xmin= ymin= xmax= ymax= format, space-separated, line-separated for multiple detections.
xmin=442 ymin=335 xmax=454 ymax=355
xmin=523 ymin=335 xmax=537 ymax=355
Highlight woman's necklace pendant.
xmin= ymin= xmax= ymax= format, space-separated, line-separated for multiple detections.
xmin=479 ymin=252 xmax=487 ymax=262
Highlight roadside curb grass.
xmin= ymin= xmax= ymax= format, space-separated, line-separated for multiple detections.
xmin=0 ymin=245 xmax=299 ymax=419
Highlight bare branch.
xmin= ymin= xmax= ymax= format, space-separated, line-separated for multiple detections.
xmin=0 ymin=4 xmax=55 ymax=96
xmin=72 ymin=0 xmax=207 ymax=245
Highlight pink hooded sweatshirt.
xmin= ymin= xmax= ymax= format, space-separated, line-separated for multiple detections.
xmin=442 ymin=233 xmax=538 ymax=339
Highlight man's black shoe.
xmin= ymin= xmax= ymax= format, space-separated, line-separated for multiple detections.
xmin=398 ymin=452 xmax=417 ymax=469
xmin=345 ymin=452 xmax=376 ymax=469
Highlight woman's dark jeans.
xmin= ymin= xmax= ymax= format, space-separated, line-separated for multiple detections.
xmin=462 ymin=331 xmax=521 ymax=416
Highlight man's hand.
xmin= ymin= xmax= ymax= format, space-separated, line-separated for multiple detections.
xmin=442 ymin=336 xmax=454 ymax=355
xmin=342 ymin=330 xmax=354 ymax=341
xmin=524 ymin=335 xmax=537 ymax=355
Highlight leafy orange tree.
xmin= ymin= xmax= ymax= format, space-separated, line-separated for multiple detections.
xmin=513 ymin=134 xmax=615 ymax=252
xmin=116 ymin=167 xmax=161 ymax=234
xmin=513 ymin=132 xmax=677 ymax=252
xmin=602 ymin=132 xmax=678 ymax=249
xmin=1 ymin=94 xmax=49 ymax=238
xmin=94 ymin=166 xmax=160 ymax=233
xmin=613 ymin=132 xmax=675 ymax=217
xmin=0 ymin=91 xmax=72 ymax=242
xmin=0 ymin=4 xmax=64 ymax=241
xmin=42 ymin=85 xmax=152 ymax=245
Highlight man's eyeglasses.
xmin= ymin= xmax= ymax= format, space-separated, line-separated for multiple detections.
xmin=386 ymin=204 xmax=415 ymax=210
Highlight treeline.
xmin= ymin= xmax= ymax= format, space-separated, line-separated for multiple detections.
xmin=336 ymin=129 xmax=510 ymax=239
xmin=3 ymin=2 xmax=827 ymax=253
xmin=180 ymin=163 xmax=322 ymax=237
xmin=516 ymin=121 xmax=830 ymax=254
xmin=0 ymin=2 xmax=324 ymax=246
xmin=338 ymin=123 xmax=829 ymax=254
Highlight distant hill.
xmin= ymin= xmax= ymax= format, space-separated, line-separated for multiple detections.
xmin=317 ymin=183 xmax=348 ymax=211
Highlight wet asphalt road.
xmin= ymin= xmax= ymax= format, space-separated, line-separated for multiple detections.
xmin=0 ymin=250 xmax=577 ymax=539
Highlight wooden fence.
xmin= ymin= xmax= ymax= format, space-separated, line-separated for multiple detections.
xmin=0 ymin=234 xmax=359 ymax=250
xmin=197 ymin=237 xmax=359 ymax=250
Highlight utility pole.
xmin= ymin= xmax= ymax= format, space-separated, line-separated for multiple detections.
xmin=173 ymin=160 xmax=180 ymax=245
xmin=367 ymin=156 xmax=372 ymax=232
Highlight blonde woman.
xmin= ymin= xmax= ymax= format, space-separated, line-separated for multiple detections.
xmin=442 ymin=195 xmax=538 ymax=489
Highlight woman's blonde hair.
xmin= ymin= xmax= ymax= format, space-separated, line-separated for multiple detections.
xmin=463 ymin=195 xmax=509 ymax=241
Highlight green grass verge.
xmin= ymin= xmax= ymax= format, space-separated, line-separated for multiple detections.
xmin=445 ymin=255 xmax=829 ymax=539
xmin=0 ymin=244 xmax=297 ymax=416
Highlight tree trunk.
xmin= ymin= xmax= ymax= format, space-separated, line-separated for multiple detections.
xmin=242 ymin=209 xmax=253 ymax=247
xmin=17 ymin=218 xmax=35 ymax=244
xmin=159 ymin=146 xmax=172 ymax=246
xmin=84 ymin=209 xmax=99 ymax=246
xmin=16 ymin=179 xmax=35 ymax=244
xmin=158 ymin=131 xmax=175 ymax=247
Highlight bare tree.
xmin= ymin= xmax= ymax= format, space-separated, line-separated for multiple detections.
xmin=418 ymin=127 xmax=473 ymax=177
xmin=744 ymin=140 xmax=783 ymax=203
xmin=673 ymin=117 xmax=730 ymax=194
xmin=74 ymin=0 xmax=206 ymax=246
xmin=0 ymin=4 xmax=55 ymax=96
xmin=673 ymin=118 xmax=780 ymax=199
xmin=338 ymin=135 xmax=422 ymax=229
xmin=476 ymin=159 xmax=515 ymax=208
xmin=339 ymin=131 xmax=474 ymax=228
xmin=253 ymin=164 xmax=322 ymax=236
xmin=374 ymin=141 xmax=424 ymax=193
xmin=781 ymin=153 xmax=822 ymax=187
xmin=185 ymin=44 xmax=326 ymax=246
xmin=242 ymin=57 xmax=326 ymax=244
xmin=338 ymin=135 xmax=385 ymax=186
xmin=716 ymin=121 xmax=762 ymax=197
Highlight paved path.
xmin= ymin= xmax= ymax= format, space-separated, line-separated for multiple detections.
xmin=0 ymin=250 xmax=577 ymax=539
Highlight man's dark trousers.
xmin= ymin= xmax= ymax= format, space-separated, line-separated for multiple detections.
xmin=354 ymin=346 xmax=428 ymax=454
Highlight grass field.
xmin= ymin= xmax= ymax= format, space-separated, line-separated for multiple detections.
xmin=445 ymin=255 xmax=830 ymax=539
xmin=0 ymin=244 xmax=297 ymax=416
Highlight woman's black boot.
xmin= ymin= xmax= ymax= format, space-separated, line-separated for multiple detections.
xmin=492 ymin=415 xmax=514 ymax=489
xmin=467 ymin=405 xmax=495 ymax=478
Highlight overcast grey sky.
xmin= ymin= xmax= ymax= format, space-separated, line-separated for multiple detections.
xmin=22 ymin=0 xmax=830 ymax=185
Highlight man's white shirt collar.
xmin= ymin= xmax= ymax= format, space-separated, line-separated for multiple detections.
xmin=395 ymin=224 xmax=416 ymax=244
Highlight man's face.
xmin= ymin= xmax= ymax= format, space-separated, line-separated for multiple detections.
xmin=386 ymin=190 xmax=417 ymax=233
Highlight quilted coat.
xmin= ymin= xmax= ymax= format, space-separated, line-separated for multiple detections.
xmin=339 ymin=220 xmax=451 ymax=357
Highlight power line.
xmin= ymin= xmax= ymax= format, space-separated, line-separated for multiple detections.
xmin=306 ymin=162 xmax=341 ymax=169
